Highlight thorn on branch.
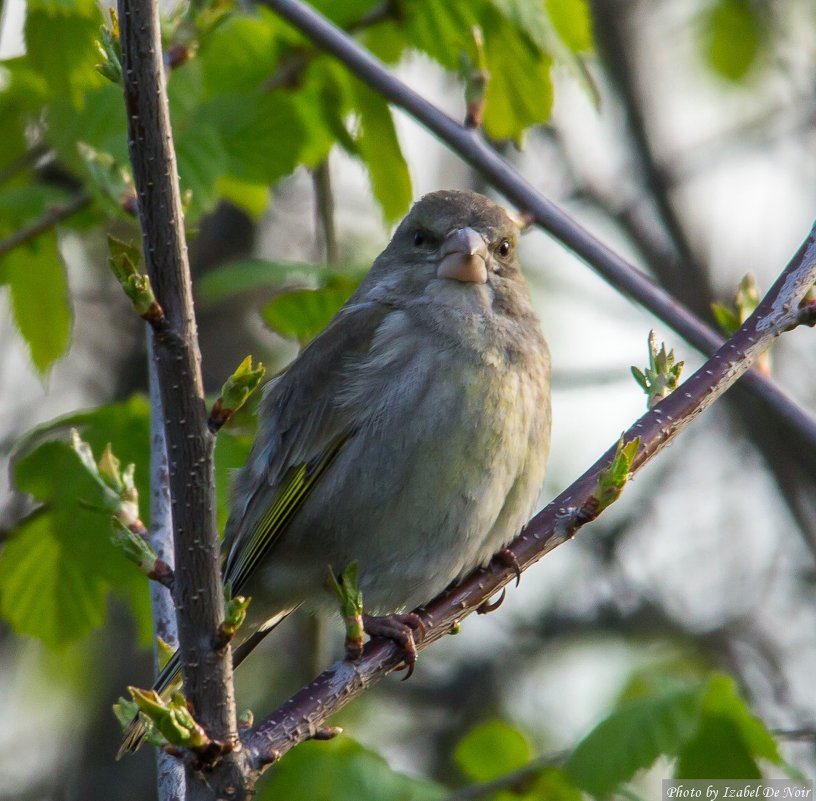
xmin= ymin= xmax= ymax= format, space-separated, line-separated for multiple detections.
xmin=309 ymin=726 xmax=343 ymax=741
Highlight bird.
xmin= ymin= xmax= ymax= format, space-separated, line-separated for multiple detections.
xmin=119 ymin=189 xmax=551 ymax=755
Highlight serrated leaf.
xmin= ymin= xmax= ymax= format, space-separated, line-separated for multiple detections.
xmin=203 ymin=90 xmax=307 ymax=185
xmin=262 ymin=281 xmax=358 ymax=346
xmin=351 ymin=81 xmax=412 ymax=224
xmin=2 ymin=231 xmax=72 ymax=374
xmin=1 ymin=397 xmax=153 ymax=646
xmin=454 ymin=720 xmax=533 ymax=783
xmin=256 ymin=737 xmax=444 ymax=801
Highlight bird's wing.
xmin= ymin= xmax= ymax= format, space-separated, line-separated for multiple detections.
xmin=223 ymin=299 xmax=391 ymax=596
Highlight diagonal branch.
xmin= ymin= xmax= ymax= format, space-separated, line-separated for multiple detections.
xmin=264 ymin=0 xmax=816 ymax=457
xmin=117 ymin=0 xmax=247 ymax=797
xmin=240 ymin=214 xmax=816 ymax=771
xmin=0 ymin=191 xmax=91 ymax=260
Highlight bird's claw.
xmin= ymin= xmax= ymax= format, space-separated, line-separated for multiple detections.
xmin=476 ymin=587 xmax=506 ymax=615
xmin=496 ymin=548 xmax=521 ymax=586
xmin=363 ymin=612 xmax=425 ymax=679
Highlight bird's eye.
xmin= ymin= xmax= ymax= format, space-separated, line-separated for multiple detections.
xmin=497 ymin=239 xmax=512 ymax=258
xmin=413 ymin=229 xmax=427 ymax=247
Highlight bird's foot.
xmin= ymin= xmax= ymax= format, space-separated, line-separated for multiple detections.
xmin=362 ymin=612 xmax=425 ymax=679
xmin=495 ymin=548 xmax=521 ymax=586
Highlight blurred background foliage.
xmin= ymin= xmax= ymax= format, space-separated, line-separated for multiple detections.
xmin=1 ymin=0 xmax=815 ymax=798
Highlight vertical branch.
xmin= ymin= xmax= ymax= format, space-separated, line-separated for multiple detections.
xmin=312 ymin=158 xmax=339 ymax=265
xmin=117 ymin=0 xmax=247 ymax=797
xmin=147 ymin=339 xmax=186 ymax=801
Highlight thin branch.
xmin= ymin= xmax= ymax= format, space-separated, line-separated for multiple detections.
xmin=147 ymin=337 xmax=186 ymax=800
xmin=117 ymin=0 xmax=247 ymax=797
xmin=443 ymin=751 xmax=567 ymax=801
xmin=264 ymin=0 xmax=816 ymax=456
xmin=240 ymin=210 xmax=816 ymax=769
xmin=0 ymin=191 xmax=91 ymax=260
xmin=0 ymin=142 xmax=49 ymax=185
xmin=312 ymin=159 xmax=339 ymax=265
xmin=589 ymin=0 xmax=713 ymax=316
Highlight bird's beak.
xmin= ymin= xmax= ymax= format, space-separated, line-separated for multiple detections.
xmin=436 ymin=227 xmax=489 ymax=284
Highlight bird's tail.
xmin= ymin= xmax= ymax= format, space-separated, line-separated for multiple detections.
xmin=116 ymin=608 xmax=296 ymax=759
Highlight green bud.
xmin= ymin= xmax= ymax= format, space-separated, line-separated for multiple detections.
xmin=129 ymin=687 xmax=210 ymax=750
xmin=328 ymin=562 xmax=365 ymax=658
xmin=95 ymin=9 xmax=122 ymax=84
xmin=631 ymin=330 xmax=684 ymax=409
xmin=596 ymin=435 xmax=640 ymax=512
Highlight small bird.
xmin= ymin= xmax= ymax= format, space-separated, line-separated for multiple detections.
xmin=120 ymin=189 xmax=551 ymax=754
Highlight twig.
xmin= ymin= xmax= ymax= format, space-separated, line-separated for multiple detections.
xmin=312 ymin=159 xmax=339 ymax=265
xmin=0 ymin=191 xmax=91 ymax=260
xmin=117 ymin=0 xmax=247 ymax=797
xmin=0 ymin=142 xmax=49 ymax=185
xmin=264 ymin=0 xmax=816 ymax=455
xmin=443 ymin=751 xmax=567 ymax=801
xmin=240 ymin=209 xmax=816 ymax=768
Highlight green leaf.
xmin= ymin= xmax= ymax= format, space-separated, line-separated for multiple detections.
xmin=262 ymin=280 xmax=359 ymax=346
xmin=700 ymin=0 xmax=763 ymax=82
xmin=1 ymin=231 xmax=72 ymax=374
xmin=404 ymin=0 xmax=480 ymax=70
xmin=25 ymin=6 xmax=105 ymax=107
xmin=351 ymin=81 xmax=412 ymax=224
xmin=199 ymin=7 xmax=287 ymax=98
xmin=256 ymin=738 xmax=444 ymax=801
xmin=215 ymin=177 xmax=270 ymax=220
xmin=454 ymin=720 xmax=533 ymax=783
xmin=0 ymin=512 xmax=112 ymax=647
xmin=203 ymin=90 xmax=308 ymax=184
xmin=565 ymin=686 xmax=702 ymax=796
xmin=47 ymin=84 xmax=129 ymax=174
xmin=546 ymin=0 xmax=593 ymax=53
xmin=482 ymin=6 xmax=554 ymax=141
xmin=675 ymin=673 xmax=780 ymax=778
xmin=675 ymin=715 xmax=761 ymax=779
xmin=1 ymin=397 xmax=152 ymax=646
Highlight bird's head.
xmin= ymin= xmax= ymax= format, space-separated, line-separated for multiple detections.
xmin=360 ymin=190 xmax=530 ymax=315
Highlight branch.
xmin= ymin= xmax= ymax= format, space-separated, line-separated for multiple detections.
xmin=0 ymin=191 xmax=91 ymax=260
xmin=239 ymin=215 xmax=816 ymax=769
xmin=264 ymin=0 xmax=816 ymax=456
xmin=117 ymin=0 xmax=247 ymax=797
xmin=147 ymin=339 xmax=186 ymax=800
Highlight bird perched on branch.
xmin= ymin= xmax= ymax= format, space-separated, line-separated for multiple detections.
xmin=120 ymin=189 xmax=551 ymax=755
